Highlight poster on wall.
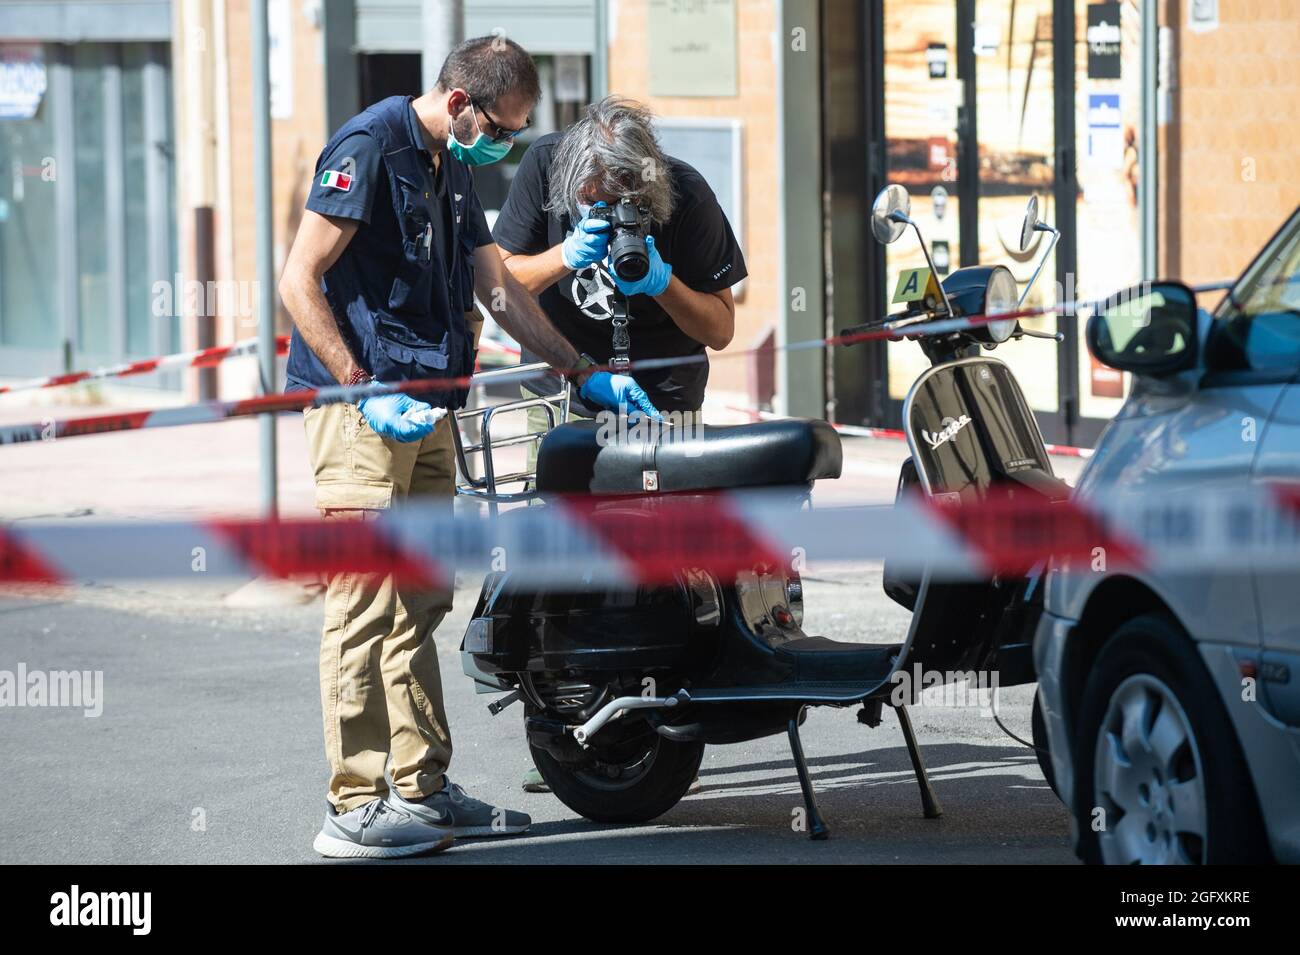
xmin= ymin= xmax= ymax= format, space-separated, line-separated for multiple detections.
xmin=647 ymin=0 xmax=738 ymax=97
xmin=1087 ymin=3 xmax=1122 ymax=79
xmin=0 ymin=44 xmax=46 ymax=121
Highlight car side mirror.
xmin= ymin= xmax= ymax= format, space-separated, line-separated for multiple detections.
xmin=1086 ymin=281 xmax=1198 ymax=377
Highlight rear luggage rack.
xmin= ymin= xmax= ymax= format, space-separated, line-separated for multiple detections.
xmin=451 ymin=361 xmax=570 ymax=513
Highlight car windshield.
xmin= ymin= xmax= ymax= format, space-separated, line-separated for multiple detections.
xmin=1208 ymin=209 xmax=1300 ymax=372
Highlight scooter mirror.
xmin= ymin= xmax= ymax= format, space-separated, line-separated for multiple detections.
xmin=871 ymin=184 xmax=911 ymax=244
xmin=1020 ymin=195 xmax=1039 ymax=252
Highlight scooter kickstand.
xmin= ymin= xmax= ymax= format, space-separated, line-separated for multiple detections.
xmin=894 ymin=704 xmax=943 ymax=819
xmin=787 ymin=709 xmax=830 ymax=840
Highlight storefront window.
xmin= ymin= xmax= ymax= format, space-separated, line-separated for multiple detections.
xmin=0 ymin=43 xmax=59 ymax=353
xmin=0 ymin=40 xmax=174 ymax=377
xmin=882 ymin=0 xmax=964 ymax=403
xmin=974 ymin=0 xmax=1059 ymax=414
xmin=869 ymin=0 xmax=1152 ymax=443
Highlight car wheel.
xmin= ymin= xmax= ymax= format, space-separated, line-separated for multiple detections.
xmin=1073 ymin=613 xmax=1270 ymax=864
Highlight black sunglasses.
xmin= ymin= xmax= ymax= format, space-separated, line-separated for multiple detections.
xmin=472 ymin=98 xmax=530 ymax=143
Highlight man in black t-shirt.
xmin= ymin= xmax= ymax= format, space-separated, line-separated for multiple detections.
xmin=493 ymin=97 xmax=744 ymax=794
xmin=492 ymin=96 xmax=747 ymax=418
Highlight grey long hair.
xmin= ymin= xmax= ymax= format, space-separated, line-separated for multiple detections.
xmin=544 ymin=96 xmax=677 ymax=226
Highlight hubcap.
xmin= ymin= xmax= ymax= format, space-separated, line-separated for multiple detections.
xmin=1093 ymin=673 xmax=1207 ymax=864
xmin=574 ymin=741 xmax=659 ymax=791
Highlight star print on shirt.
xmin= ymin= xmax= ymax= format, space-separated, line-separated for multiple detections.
xmin=570 ymin=264 xmax=619 ymax=320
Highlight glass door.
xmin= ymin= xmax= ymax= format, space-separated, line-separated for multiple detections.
xmin=971 ymin=0 xmax=1064 ymax=435
xmin=881 ymin=0 xmax=966 ymax=408
xmin=1072 ymin=0 xmax=1145 ymax=426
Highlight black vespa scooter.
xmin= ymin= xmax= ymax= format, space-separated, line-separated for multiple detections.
xmin=457 ymin=185 xmax=1070 ymax=839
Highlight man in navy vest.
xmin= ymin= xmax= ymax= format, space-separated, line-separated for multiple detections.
xmin=279 ymin=36 xmax=658 ymax=859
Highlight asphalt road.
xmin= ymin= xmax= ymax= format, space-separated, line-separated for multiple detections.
xmin=0 ymin=567 xmax=1075 ymax=865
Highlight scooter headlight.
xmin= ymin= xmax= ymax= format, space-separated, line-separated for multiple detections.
xmin=981 ymin=266 xmax=1019 ymax=344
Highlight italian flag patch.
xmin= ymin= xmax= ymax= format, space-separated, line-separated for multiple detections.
xmin=320 ymin=169 xmax=352 ymax=192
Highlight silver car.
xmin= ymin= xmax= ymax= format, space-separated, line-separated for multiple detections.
xmin=1035 ymin=207 xmax=1300 ymax=864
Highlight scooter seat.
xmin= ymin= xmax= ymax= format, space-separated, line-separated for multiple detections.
xmin=535 ymin=418 xmax=843 ymax=494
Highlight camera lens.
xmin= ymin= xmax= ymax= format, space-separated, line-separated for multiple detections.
xmin=607 ymin=200 xmax=649 ymax=281
xmin=609 ymin=232 xmax=649 ymax=281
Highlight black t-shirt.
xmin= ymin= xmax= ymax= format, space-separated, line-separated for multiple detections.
xmin=492 ymin=131 xmax=746 ymax=413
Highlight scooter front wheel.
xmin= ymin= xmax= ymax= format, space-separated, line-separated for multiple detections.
xmin=530 ymin=732 xmax=704 ymax=824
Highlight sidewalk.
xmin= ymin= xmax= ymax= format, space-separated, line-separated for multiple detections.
xmin=0 ymin=404 xmax=316 ymax=523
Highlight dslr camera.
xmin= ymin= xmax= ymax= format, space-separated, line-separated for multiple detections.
xmin=588 ymin=198 xmax=650 ymax=282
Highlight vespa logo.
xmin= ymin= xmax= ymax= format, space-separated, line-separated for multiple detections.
xmin=922 ymin=414 xmax=972 ymax=451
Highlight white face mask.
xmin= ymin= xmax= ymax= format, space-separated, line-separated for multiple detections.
xmin=576 ymin=202 xmax=593 ymax=220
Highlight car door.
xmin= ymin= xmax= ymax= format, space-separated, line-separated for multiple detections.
xmin=1075 ymin=365 xmax=1279 ymax=646
xmin=1239 ymin=212 xmax=1300 ymax=724
xmin=1255 ymin=381 xmax=1300 ymax=664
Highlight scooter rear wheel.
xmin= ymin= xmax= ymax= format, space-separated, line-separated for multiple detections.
xmin=530 ymin=732 xmax=704 ymax=824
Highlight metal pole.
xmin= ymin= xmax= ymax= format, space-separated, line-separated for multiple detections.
xmin=194 ymin=207 xmax=217 ymax=399
xmin=1141 ymin=0 xmax=1158 ymax=280
xmin=252 ymin=0 xmax=278 ymax=516
xmin=423 ymin=0 xmax=464 ymax=91
xmin=592 ymin=0 xmax=608 ymax=99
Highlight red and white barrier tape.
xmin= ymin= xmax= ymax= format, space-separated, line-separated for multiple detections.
xmin=0 ymin=279 xmax=1236 ymax=448
xmin=0 ymin=336 xmax=290 ymax=396
xmin=2 ymin=483 xmax=1297 ymax=586
xmin=0 ymin=365 xmax=537 ymax=446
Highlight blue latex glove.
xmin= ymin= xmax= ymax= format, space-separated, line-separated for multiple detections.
xmin=610 ymin=234 xmax=672 ymax=297
xmin=561 ymin=203 xmax=612 ymax=270
xmin=580 ymin=371 xmax=663 ymax=420
xmin=358 ymin=392 xmax=437 ymax=442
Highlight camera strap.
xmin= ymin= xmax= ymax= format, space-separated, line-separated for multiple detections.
xmin=561 ymin=209 xmax=633 ymax=372
xmin=610 ymin=291 xmax=631 ymax=373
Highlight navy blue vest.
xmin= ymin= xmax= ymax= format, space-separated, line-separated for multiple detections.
xmin=286 ymin=96 xmax=477 ymax=408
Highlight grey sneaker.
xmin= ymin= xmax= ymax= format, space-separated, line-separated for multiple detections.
xmin=390 ymin=778 xmax=531 ymax=837
xmin=313 ymin=798 xmax=454 ymax=859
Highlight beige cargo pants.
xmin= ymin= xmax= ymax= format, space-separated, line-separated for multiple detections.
xmin=303 ymin=403 xmax=457 ymax=813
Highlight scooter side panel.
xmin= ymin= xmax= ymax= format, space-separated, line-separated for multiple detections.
xmin=904 ymin=357 xmax=1053 ymax=499
xmin=894 ymin=357 xmax=1056 ymax=682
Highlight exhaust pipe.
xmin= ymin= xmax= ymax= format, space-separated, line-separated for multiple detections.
xmin=570 ymin=690 xmax=690 ymax=747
